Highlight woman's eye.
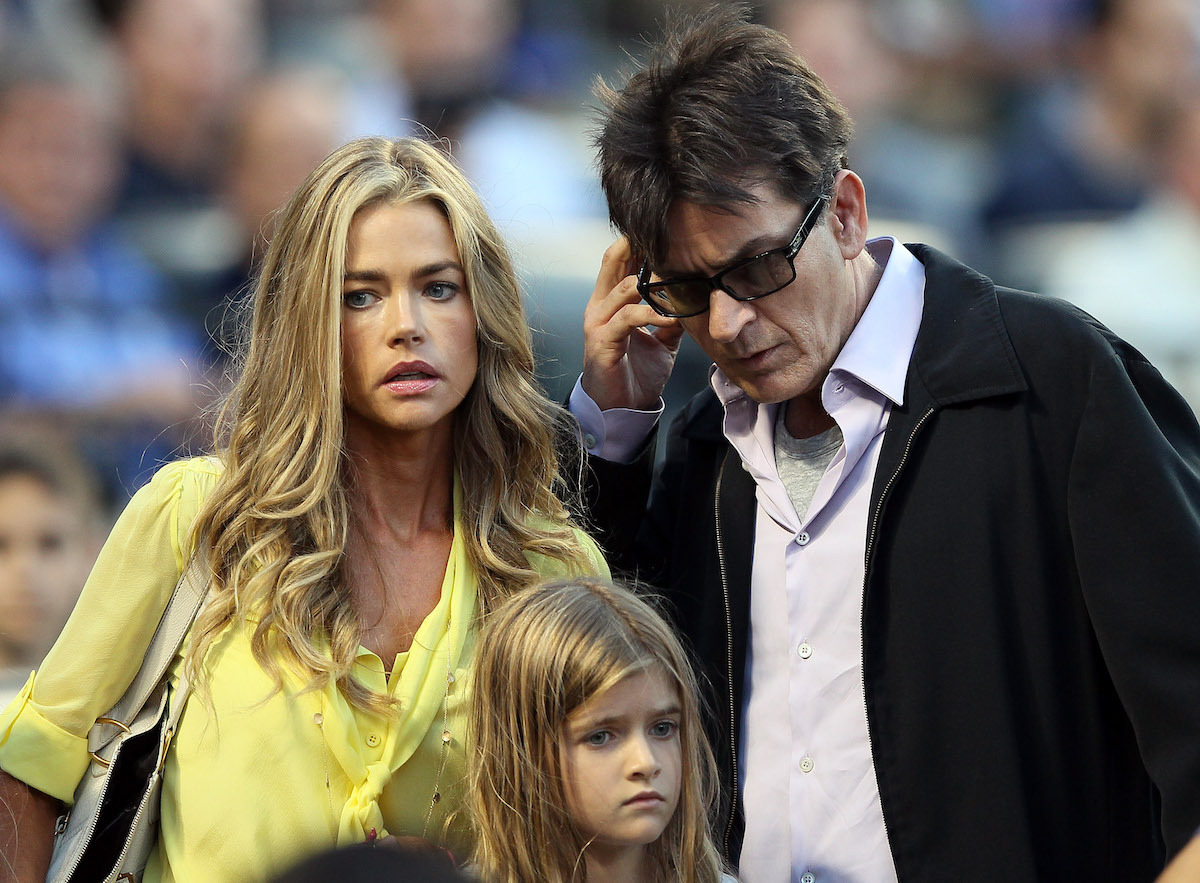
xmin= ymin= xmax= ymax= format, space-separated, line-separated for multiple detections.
xmin=650 ymin=720 xmax=678 ymax=738
xmin=426 ymin=282 xmax=459 ymax=301
xmin=343 ymin=290 xmax=377 ymax=309
xmin=586 ymin=730 xmax=612 ymax=747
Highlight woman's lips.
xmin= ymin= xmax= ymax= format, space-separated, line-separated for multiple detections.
xmin=383 ymin=373 xmax=438 ymax=394
xmin=382 ymin=361 xmax=439 ymax=393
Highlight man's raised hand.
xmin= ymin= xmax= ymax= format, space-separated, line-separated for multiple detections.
xmin=581 ymin=238 xmax=684 ymax=411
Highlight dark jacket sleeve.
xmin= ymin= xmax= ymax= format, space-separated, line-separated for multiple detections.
xmin=1066 ymin=346 xmax=1200 ymax=856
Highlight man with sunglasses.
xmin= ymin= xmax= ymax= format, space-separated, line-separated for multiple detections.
xmin=569 ymin=6 xmax=1200 ymax=882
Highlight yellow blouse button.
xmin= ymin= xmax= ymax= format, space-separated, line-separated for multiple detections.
xmin=366 ymin=733 xmax=380 ymax=748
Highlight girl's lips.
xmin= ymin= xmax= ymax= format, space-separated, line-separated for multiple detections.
xmin=623 ymin=791 xmax=665 ymax=807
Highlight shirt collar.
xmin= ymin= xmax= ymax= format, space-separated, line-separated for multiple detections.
xmin=709 ymin=237 xmax=925 ymax=411
xmin=826 ymin=237 xmax=925 ymax=408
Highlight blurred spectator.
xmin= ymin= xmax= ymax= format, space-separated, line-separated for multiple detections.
xmin=1157 ymin=831 xmax=1200 ymax=882
xmin=197 ymin=65 xmax=347 ymax=368
xmin=346 ymin=0 xmax=602 ymax=230
xmin=0 ymin=37 xmax=203 ymax=503
xmin=89 ymin=0 xmax=265 ymax=213
xmin=81 ymin=0 xmax=268 ymax=322
xmin=0 ymin=435 xmax=104 ymax=702
xmin=984 ymin=0 xmax=1200 ymax=235
xmin=1044 ymin=88 xmax=1200 ymax=415
xmin=767 ymin=0 xmax=994 ymax=261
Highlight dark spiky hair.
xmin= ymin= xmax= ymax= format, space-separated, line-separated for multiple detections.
xmin=593 ymin=3 xmax=853 ymax=265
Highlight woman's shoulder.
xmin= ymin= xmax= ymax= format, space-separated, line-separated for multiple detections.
xmin=140 ymin=456 xmax=225 ymax=504
xmin=116 ymin=456 xmax=226 ymax=555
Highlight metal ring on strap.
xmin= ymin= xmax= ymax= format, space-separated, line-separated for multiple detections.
xmin=88 ymin=717 xmax=133 ymax=768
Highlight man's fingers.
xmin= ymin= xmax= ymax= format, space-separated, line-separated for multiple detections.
xmin=591 ymin=238 xmax=636 ymax=302
xmin=650 ymin=320 xmax=685 ymax=351
xmin=611 ymin=301 xmax=676 ymax=339
xmin=586 ymin=276 xmax=646 ymax=334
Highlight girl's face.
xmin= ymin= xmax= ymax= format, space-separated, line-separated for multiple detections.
xmin=560 ymin=667 xmax=682 ymax=863
xmin=340 ymin=199 xmax=479 ymax=446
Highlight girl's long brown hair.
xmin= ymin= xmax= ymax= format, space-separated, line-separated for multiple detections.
xmin=468 ymin=578 xmax=725 ymax=882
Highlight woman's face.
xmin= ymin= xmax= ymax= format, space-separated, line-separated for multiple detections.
xmin=340 ymin=199 xmax=479 ymax=444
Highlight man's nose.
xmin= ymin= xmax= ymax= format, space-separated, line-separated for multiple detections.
xmin=706 ymin=287 xmax=754 ymax=343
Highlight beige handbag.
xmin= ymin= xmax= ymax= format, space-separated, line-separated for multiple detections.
xmin=46 ymin=559 xmax=209 ymax=883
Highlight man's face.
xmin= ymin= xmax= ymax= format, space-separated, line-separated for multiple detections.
xmin=657 ymin=180 xmax=862 ymax=407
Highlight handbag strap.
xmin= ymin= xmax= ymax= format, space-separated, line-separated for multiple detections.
xmin=87 ymin=557 xmax=211 ymax=754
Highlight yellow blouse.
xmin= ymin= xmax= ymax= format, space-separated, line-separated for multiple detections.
xmin=0 ymin=458 xmax=607 ymax=881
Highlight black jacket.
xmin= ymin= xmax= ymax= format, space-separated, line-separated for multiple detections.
xmin=584 ymin=245 xmax=1200 ymax=881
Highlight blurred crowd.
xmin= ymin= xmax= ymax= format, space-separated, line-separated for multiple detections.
xmin=0 ymin=0 xmax=1198 ymax=677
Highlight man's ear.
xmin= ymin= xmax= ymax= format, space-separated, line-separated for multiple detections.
xmin=828 ymin=169 xmax=869 ymax=259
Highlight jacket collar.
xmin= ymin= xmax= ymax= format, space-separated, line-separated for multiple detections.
xmin=903 ymin=243 xmax=1026 ymax=409
xmin=680 ymin=243 xmax=1026 ymax=442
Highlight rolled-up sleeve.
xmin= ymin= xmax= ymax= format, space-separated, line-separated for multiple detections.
xmin=0 ymin=458 xmax=220 ymax=803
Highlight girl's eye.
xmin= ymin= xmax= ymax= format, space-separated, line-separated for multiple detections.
xmin=650 ymin=720 xmax=678 ymax=739
xmin=425 ymin=281 xmax=459 ymax=301
xmin=343 ymin=290 xmax=377 ymax=309
xmin=585 ymin=730 xmax=612 ymax=747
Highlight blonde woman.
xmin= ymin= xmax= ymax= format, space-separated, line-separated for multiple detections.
xmin=468 ymin=578 xmax=731 ymax=883
xmin=0 ymin=137 xmax=606 ymax=881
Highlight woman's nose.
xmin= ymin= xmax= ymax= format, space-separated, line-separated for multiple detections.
xmin=388 ymin=293 xmax=424 ymax=344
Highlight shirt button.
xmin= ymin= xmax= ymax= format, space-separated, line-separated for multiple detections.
xmin=797 ymin=642 xmax=813 ymax=659
xmin=797 ymin=531 xmax=810 ymax=546
xmin=834 ymin=382 xmax=845 ymax=394
xmin=583 ymin=433 xmax=598 ymax=450
xmin=801 ymin=873 xmax=816 ymax=883
xmin=366 ymin=733 xmax=380 ymax=748
xmin=800 ymin=755 xmax=814 ymax=774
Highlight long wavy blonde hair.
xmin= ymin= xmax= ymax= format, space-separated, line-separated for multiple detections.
xmin=185 ymin=137 xmax=593 ymax=713
xmin=469 ymin=578 xmax=725 ymax=883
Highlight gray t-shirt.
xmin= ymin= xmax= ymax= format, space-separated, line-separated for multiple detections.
xmin=774 ymin=409 xmax=843 ymax=521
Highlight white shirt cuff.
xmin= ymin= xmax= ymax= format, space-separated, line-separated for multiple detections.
xmin=568 ymin=376 xmax=663 ymax=464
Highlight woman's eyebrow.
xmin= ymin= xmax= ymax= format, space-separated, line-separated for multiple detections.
xmin=412 ymin=260 xmax=465 ymax=278
xmin=343 ymin=268 xmax=386 ymax=284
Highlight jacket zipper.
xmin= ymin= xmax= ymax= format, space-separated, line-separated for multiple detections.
xmin=861 ymin=406 xmax=935 ymax=870
xmin=713 ymin=454 xmax=738 ymax=859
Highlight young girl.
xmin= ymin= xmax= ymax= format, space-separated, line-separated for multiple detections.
xmin=468 ymin=577 xmax=733 ymax=883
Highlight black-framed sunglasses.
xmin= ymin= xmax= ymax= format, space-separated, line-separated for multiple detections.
xmin=636 ymin=192 xmax=830 ymax=319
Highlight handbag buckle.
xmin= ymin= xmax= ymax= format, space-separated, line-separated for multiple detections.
xmin=54 ymin=812 xmax=69 ymax=836
xmin=156 ymin=726 xmax=175 ymax=772
xmin=88 ymin=716 xmax=133 ymax=768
